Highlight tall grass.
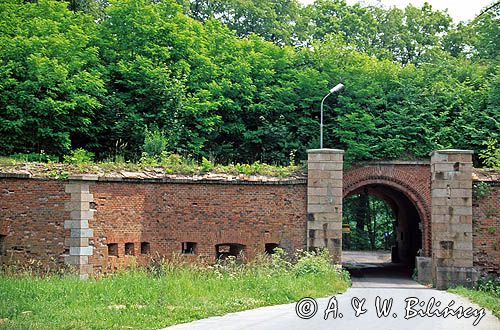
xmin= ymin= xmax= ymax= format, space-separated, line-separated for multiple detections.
xmin=0 ymin=249 xmax=350 ymax=330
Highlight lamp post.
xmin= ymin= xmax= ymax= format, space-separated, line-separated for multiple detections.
xmin=320 ymin=83 xmax=344 ymax=149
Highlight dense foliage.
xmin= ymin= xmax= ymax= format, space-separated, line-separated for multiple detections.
xmin=0 ymin=0 xmax=498 ymax=165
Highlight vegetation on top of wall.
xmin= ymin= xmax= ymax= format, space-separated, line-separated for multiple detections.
xmin=0 ymin=152 xmax=305 ymax=179
xmin=473 ymin=181 xmax=492 ymax=200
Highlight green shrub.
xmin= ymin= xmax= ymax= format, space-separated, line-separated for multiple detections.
xmin=473 ymin=181 xmax=491 ymax=200
xmin=479 ymin=138 xmax=500 ymax=169
xmin=63 ymin=148 xmax=94 ymax=164
xmin=200 ymin=157 xmax=214 ymax=172
xmin=143 ymin=127 xmax=167 ymax=157
xmin=139 ymin=152 xmax=159 ymax=167
xmin=292 ymin=249 xmax=333 ymax=277
xmin=477 ymin=275 xmax=500 ymax=297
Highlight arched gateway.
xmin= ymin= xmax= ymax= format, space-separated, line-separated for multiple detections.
xmin=307 ymin=149 xmax=478 ymax=289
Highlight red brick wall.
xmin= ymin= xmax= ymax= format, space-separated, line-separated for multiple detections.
xmin=88 ymin=182 xmax=307 ymax=271
xmin=0 ymin=178 xmax=68 ymax=268
xmin=472 ymin=183 xmax=500 ymax=275
xmin=343 ymin=163 xmax=432 ymax=256
xmin=1 ymin=174 xmax=498 ymax=275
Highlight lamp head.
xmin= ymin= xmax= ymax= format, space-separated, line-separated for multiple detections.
xmin=330 ymin=83 xmax=344 ymax=93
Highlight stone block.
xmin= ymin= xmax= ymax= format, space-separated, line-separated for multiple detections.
xmin=307 ymin=187 xmax=327 ymax=196
xmin=77 ymin=264 xmax=93 ymax=275
xmin=65 ymin=183 xmax=89 ymax=194
xmin=70 ymin=192 xmax=94 ymax=202
xmin=308 ymin=171 xmax=331 ymax=179
xmin=64 ymin=201 xmax=91 ymax=212
xmin=447 ymin=153 xmax=472 ymax=162
xmin=64 ymin=220 xmax=89 ymax=229
xmin=64 ymin=255 xmax=88 ymax=265
xmin=70 ymin=210 xmax=94 ymax=221
xmin=65 ymin=237 xmax=89 ymax=247
xmin=309 ymin=238 xmax=326 ymax=248
xmin=71 ymin=228 xmax=94 ymax=238
xmin=449 ymin=189 xmax=472 ymax=199
xmin=432 ymin=163 xmax=456 ymax=173
xmin=308 ymin=178 xmax=343 ymax=188
xmin=324 ymin=229 xmax=342 ymax=239
xmin=432 ymin=198 xmax=450 ymax=207
xmin=69 ymin=174 xmax=99 ymax=181
xmin=448 ymin=223 xmax=472 ymax=233
xmin=432 ymin=188 xmax=450 ymax=198
xmin=307 ymin=204 xmax=335 ymax=213
xmin=416 ymin=257 xmax=432 ymax=284
xmin=308 ymin=162 xmax=343 ymax=171
xmin=435 ymin=266 xmax=478 ymax=290
xmin=70 ymin=246 xmax=93 ymax=256
xmin=449 ymin=206 xmax=472 ymax=216
xmin=329 ymin=171 xmax=343 ymax=180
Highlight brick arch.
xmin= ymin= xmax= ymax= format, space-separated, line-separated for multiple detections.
xmin=343 ymin=164 xmax=432 ymax=256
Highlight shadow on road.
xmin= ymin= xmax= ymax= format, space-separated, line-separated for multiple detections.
xmin=342 ymin=250 xmax=426 ymax=288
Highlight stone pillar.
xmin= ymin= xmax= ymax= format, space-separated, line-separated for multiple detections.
xmin=307 ymin=149 xmax=344 ymax=263
xmin=430 ymin=150 xmax=477 ymax=289
xmin=64 ymin=175 xmax=97 ymax=279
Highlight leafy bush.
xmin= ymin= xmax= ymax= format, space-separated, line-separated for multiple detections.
xmin=143 ymin=127 xmax=168 ymax=157
xmin=479 ymin=139 xmax=500 ymax=169
xmin=63 ymin=148 xmax=94 ymax=164
xmin=292 ymin=249 xmax=334 ymax=277
xmin=477 ymin=275 xmax=500 ymax=297
xmin=200 ymin=157 xmax=214 ymax=172
xmin=473 ymin=181 xmax=491 ymax=200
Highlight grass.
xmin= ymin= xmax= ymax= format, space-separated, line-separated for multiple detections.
xmin=449 ymin=287 xmax=499 ymax=318
xmin=0 ymin=250 xmax=350 ymax=330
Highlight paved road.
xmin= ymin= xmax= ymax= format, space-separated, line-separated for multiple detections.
xmin=162 ymin=278 xmax=499 ymax=330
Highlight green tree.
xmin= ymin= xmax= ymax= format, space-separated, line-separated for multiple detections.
xmin=0 ymin=0 xmax=104 ymax=156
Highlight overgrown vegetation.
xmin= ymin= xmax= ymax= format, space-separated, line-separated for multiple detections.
xmin=0 ymin=249 xmax=350 ymax=329
xmin=0 ymin=151 xmax=304 ymax=178
xmin=449 ymin=276 xmax=500 ymax=318
xmin=473 ymin=181 xmax=492 ymax=200
xmin=0 ymin=0 xmax=498 ymax=166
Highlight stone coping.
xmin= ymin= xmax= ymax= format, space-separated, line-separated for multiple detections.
xmin=1 ymin=166 xmax=498 ymax=183
xmin=307 ymin=149 xmax=344 ymax=154
xmin=0 ymin=172 xmax=306 ymax=185
xmin=430 ymin=149 xmax=475 ymax=156
xmin=354 ymin=160 xmax=430 ymax=166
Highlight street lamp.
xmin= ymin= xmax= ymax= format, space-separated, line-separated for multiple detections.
xmin=320 ymin=83 xmax=344 ymax=149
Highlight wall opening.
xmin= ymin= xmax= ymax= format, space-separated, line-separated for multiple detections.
xmin=107 ymin=243 xmax=118 ymax=257
xmin=125 ymin=242 xmax=135 ymax=256
xmin=140 ymin=242 xmax=150 ymax=255
xmin=265 ymin=243 xmax=279 ymax=254
xmin=181 ymin=242 xmax=197 ymax=254
xmin=343 ymin=184 xmax=423 ymax=278
xmin=0 ymin=234 xmax=5 ymax=258
xmin=215 ymin=243 xmax=245 ymax=261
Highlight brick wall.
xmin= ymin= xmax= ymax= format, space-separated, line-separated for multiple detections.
xmin=88 ymin=181 xmax=307 ymax=272
xmin=0 ymin=178 xmax=68 ymax=268
xmin=1 ymin=172 xmax=498 ymax=277
xmin=472 ymin=183 xmax=500 ymax=276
